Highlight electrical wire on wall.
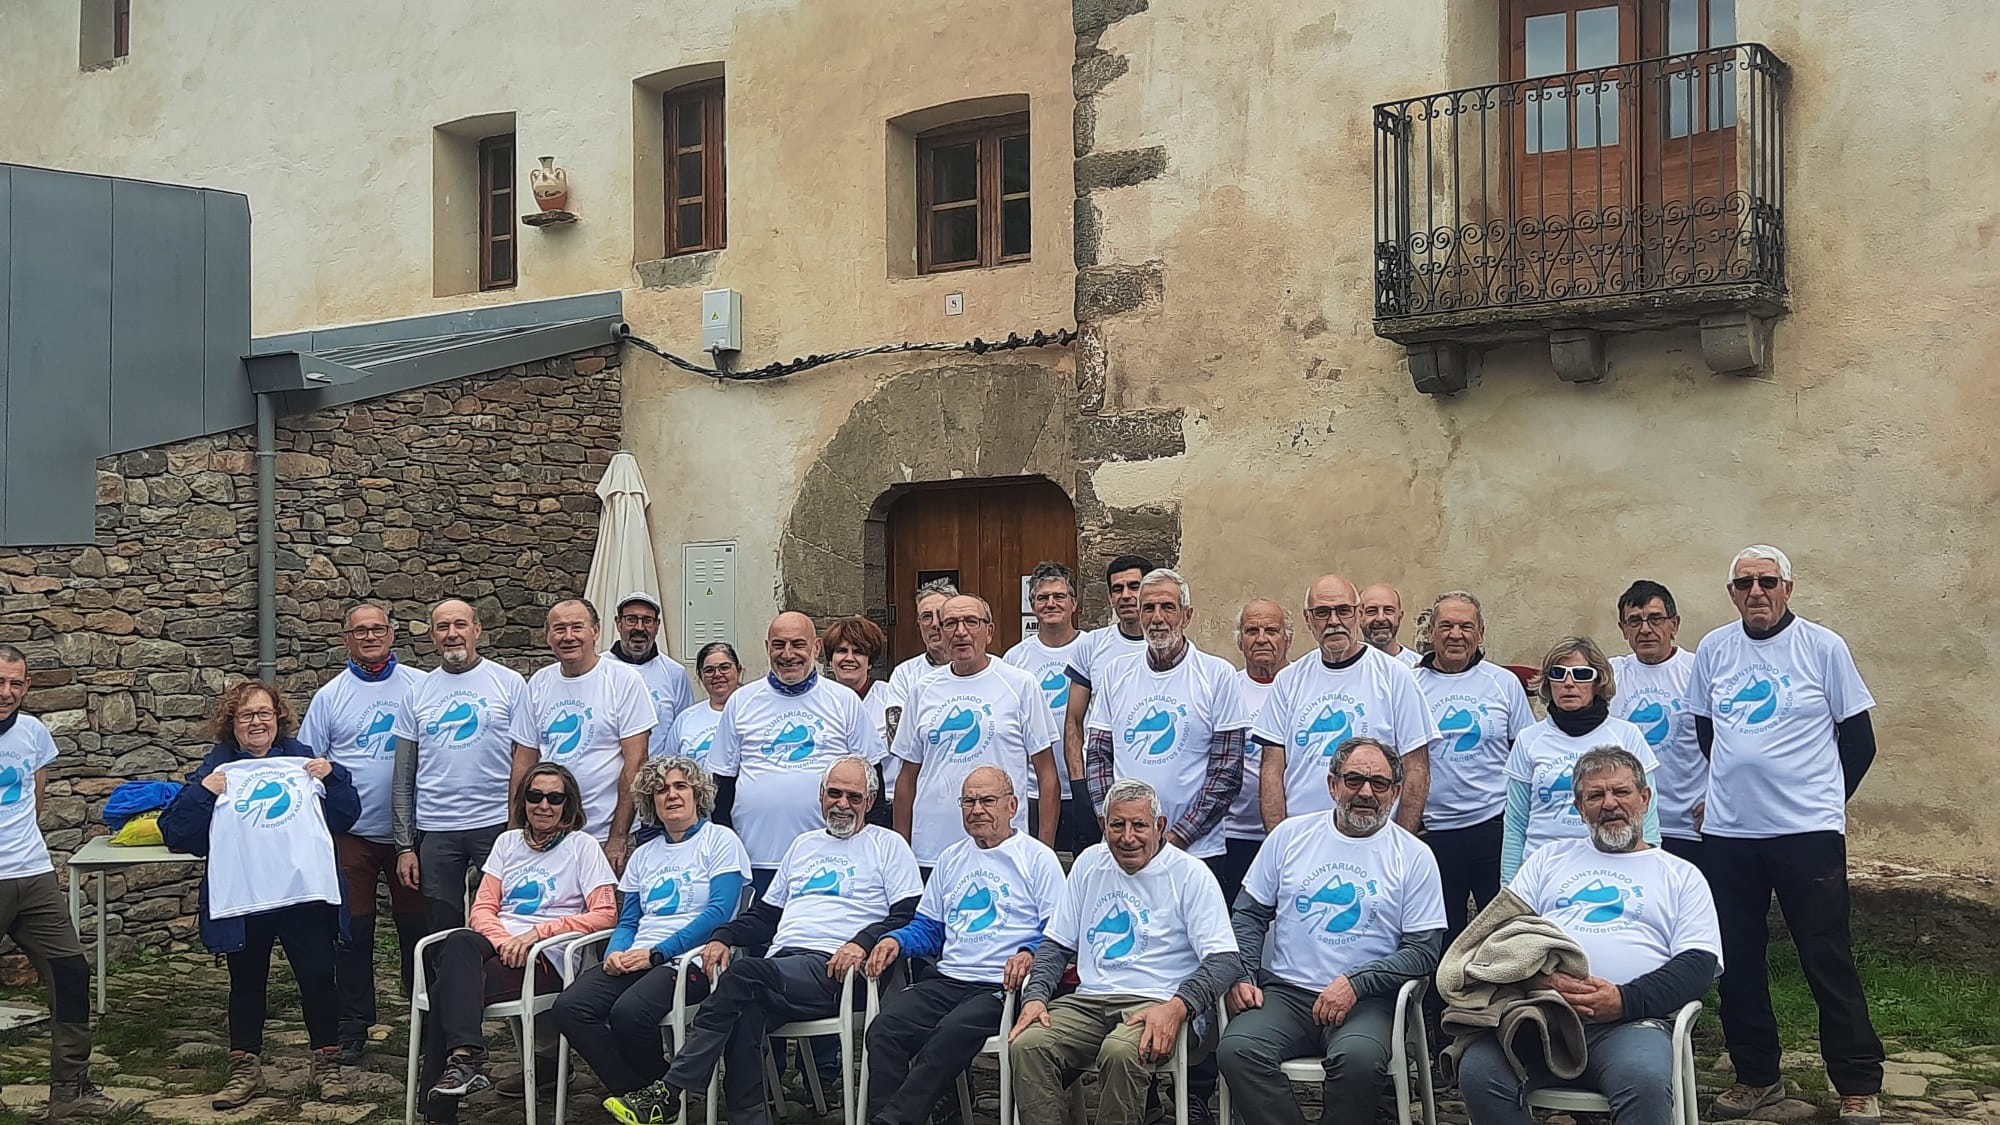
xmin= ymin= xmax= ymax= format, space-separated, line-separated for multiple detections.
xmin=617 ymin=325 xmax=1077 ymax=383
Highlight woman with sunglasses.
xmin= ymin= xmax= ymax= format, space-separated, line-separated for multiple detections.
xmin=1500 ymin=637 xmax=1661 ymax=882
xmin=417 ymin=763 xmax=616 ymax=1124
xmin=662 ymin=642 xmax=743 ymax=766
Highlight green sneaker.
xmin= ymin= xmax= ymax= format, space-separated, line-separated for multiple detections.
xmin=604 ymin=1080 xmax=681 ymax=1125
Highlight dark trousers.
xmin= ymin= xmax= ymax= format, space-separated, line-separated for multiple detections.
xmin=1707 ymin=831 xmax=1883 ymax=1095
xmin=1661 ymin=834 xmax=1706 ymax=871
xmin=1458 ymin=1018 xmax=1677 ymax=1125
xmin=864 ymin=976 xmax=1002 ymax=1125
xmin=664 ymin=949 xmax=843 ymax=1115
xmin=551 ymin=960 xmax=710 ymax=1095
xmin=1027 ymin=796 xmax=1088 ymax=855
xmin=1423 ymin=815 xmax=1504 ymax=938
xmin=226 ymin=902 xmax=341 ymax=1054
xmin=1216 ymin=987 xmax=1397 ymax=1125
xmin=417 ymin=823 xmax=506 ymax=930
xmin=335 ymin=833 xmax=427 ymax=1041
xmin=418 ymin=928 xmax=561 ymax=1090
xmin=1214 ymin=836 xmax=1263 ymax=909
xmin=2 ymin=872 xmax=93 ymax=1085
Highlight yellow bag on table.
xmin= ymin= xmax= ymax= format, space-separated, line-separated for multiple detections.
xmin=109 ymin=810 xmax=164 ymax=847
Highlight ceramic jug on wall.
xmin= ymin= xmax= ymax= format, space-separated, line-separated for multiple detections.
xmin=530 ymin=156 xmax=569 ymax=212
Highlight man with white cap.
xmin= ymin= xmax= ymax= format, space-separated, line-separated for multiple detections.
xmin=605 ymin=592 xmax=696 ymax=760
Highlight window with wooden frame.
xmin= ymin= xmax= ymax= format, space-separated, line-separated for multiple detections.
xmin=477 ymin=133 xmax=517 ymax=290
xmin=916 ymin=115 xmax=1030 ymax=274
xmin=112 ymin=0 xmax=130 ymax=58
xmin=665 ymin=81 xmax=727 ymax=255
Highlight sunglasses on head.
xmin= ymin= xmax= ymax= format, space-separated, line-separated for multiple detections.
xmin=1731 ymin=575 xmax=1783 ymax=591
xmin=524 ymin=790 xmax=569 ymax=806
xmin=1544 ymin=665 xmax=1600 ymax=683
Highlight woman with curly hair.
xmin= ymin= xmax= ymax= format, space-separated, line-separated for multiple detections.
xmin=551 ymin=755 xmax=750 ymax=1125
xmin=160 ymin=680 xmax=361 ymax=1109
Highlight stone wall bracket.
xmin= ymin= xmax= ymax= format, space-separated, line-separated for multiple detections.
xmin=1549 ymin=329 xmax=1608 ymax=384
xmin=1699 ymin=311 xmax=1774 ymax=375
xmin=1407 ymin=342 xmax=1478 ymax=396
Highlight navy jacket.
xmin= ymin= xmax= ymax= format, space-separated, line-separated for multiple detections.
xmin=159 ymin=736 xmax=360 ymax=953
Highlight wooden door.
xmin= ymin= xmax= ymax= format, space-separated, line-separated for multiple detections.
xmin=885 ymin=480 xmax=1078 ymax=663
xmin=1639 ymin=0 xmax=1740 ymax=283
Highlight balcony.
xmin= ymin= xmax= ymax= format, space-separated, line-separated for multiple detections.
xmin=1372 ymin=44 xmax=1790 ymax=394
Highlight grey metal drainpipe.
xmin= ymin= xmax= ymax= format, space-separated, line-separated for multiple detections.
xmin=255 ymin=391 xmax=278 ymax=685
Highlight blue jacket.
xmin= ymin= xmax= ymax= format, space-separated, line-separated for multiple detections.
xmin=159 ymin=736 xmax=361 ymax=954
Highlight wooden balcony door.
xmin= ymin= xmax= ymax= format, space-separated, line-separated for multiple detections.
xmin=1639 ymin=0 xmax=1741 ymax=284
xmin=885 ymin=480 xmax=1078 ymax=663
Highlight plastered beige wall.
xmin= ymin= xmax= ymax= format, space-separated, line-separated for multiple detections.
xmin=1081 ymin=0 xmax=2000 ymax=878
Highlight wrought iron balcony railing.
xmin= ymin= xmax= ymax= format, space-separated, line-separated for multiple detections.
xmin=1373 ymin=43 xmax=1788 ymax=335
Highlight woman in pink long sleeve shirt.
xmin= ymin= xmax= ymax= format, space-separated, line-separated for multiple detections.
xmin=418 ymin=764 xmax=616 ymax=1123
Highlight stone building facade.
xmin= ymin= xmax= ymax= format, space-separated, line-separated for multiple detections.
xmin=0 ymin=345 xmax=621 ymax=974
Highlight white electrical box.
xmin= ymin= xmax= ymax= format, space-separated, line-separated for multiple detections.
xmin=682 ymin=541 xmax=737 ymax=657
xmin=702 ymin=288 xmax=743 ymax=353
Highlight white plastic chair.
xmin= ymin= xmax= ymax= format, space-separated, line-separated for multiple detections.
xmin=1525 ymin=999 xmax=1703 ymax=1125
xmin=953 ymin=989 xmax=1018 ymax=1125
xmin=404 ymin=927 xmax=609 ymax=1125
xmin=1219 ymin=977 xmax=1436 ymax=1125
xmin=760 ymin=963 xmax=879 ymax=1125
xmin=1064 ymin=1001 xmax=1201 ymax=1125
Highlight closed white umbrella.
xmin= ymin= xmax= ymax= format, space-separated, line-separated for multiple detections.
xmin=584 ymin=452 xmax=669 ymax=655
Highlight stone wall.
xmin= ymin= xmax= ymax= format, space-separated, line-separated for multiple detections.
xmin=0 ymin=345 xmax=622 ymax=978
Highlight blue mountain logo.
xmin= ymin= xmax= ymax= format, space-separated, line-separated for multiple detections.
xmin=770 ymin=722 xmax=818 ymax=762
xmin=546 ymin=707 xmax=592 ymax=756
xmin=798 ymin=863 xmax=847 ymax=898
xmin=947 ymin=884 xmax=1002 ymax=934
xmin=1125 ymin=707 xmax=1178 ymax=757
xmin=1555 ymin=879 xmax=1632 ymax=924
xmin=691 ymin=731 xmax=715 ymax=761
xmin=645 ymin=874 xmax=682 ymax=915
xmin=1536 ymin=771 xmax=1575 ymax=809
xmin=504 ymin=877 xmax=548 ymax=916
xmin=357 ymin=710 xmax=398 ymax=755
xmin=1296 ymin=703 xmax=1361 ymax=757
xmin=1719 ymin=678 xmax=1779 ymax=725
xmin=1040 ymin=668 xmax=1071 ymax=709
xmin=427 ymin=699 xmax=483 ymax=743
xmin=1294 ymin=875 xmax=1371 ymax=934
xmin=0 ymin=765 xmax=22 ymax=806
xmin=1629 ymin=701 xmax=1672 ymax=746
xmin=1087 ymin=905 xmax=1139 ymax=960
xmin=1438 ymin=706 xmax=1482 ymax=753
xmin=929 ymin=706 xmax=985 ymax=757
xmin=233 ymin=777 xmax=294 ymax=821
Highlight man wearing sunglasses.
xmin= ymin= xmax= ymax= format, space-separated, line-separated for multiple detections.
xmin=604 ymin=592 xmax=696 ymax=760
xmin=1608 ymin=581 xmax=1709 ymax=869
xmin=650 ymin=756 xmax=921 ymax=1125
xmin=1216 ymin=736 xmax=1446 ymax=1125
xmin=1688 ymin=546 xmax=1883 ymax=1125
xmin=300 ymin=603 xmax=428 ymax=1067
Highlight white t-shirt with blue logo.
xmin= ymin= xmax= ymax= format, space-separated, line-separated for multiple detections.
xmin=1225 ymin=673 xmax=1277 ymax=841
xmin=1047 ymin=842 xmax=1237 ymax=1002
xmin=922 ymin=831 xmax=1066 ymax=984
xmin=0 ymin=715 xmax=59 ymax=880
xmin=710 ymin=677 xmax=887 ymax=868
xmin=1065 ymin=627 xmax=1148 ymax=690
xmin=1085 ymin=643 xmax=1250 ymax=859
xmin=487 ymin=828 xmax=617 ymax=938
xmin=1686 ymin=619 xmax=1874 ymax=839
xmin=766 ymin=824 xmax=924 ymax=955
xmin=609 ymin=650 xmax=696 ymax=760
xmin=1610 ymin=649 xmax=1707 ymax=841
xmin=207 ymin=758 xmax=342 ymax=919
xmin=513 ymin=659 xmax=657 ymax=844
xmin=1510 ymin=837 xmax=1721 ymax=986
xmin=1412 ymin=658 xmax=1536 ymax=831
xmin=1241 ymin=812 xmax=1446 ymax=991
xmin=1389 ymin=646 xmax=1424 ymax=668
xmin=618 ymin=822 xmax=752 ymax=949
xmin=301 ymin=663 xmax=425 ymax=843
xmin=894 ymin=659 xmax=1057 ymax=865
xmin=1503 ymin=716 xmax=1659 ymax=861
xmin=395 ymin=659 xmax=529 ymax=833
xmin=664 ymin=701 xmax=725 ymax=766
xmin=1003 ymin=631 xmax=1088 ymax=797
xmin=1252 ymin=647 xmax=1438 ymax=820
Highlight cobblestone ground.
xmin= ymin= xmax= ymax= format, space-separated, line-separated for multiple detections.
xmin=2 ymin=950 xmax=1996 ymax=1124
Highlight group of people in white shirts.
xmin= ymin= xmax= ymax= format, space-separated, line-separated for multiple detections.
xmin=0 ymin=538 xmax=1888 ymax=1125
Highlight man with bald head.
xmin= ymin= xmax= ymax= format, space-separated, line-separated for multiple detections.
xmin=1217 ymin=597 xmax=1292 ymax=904
xmin=1253 ymin=575 xmax=1436 ymax=831
xmin=710 ymin=612 xmax=888 ymax=891
xmin=393 ymin=598 xmax=531 ymax=929
xmin=510 ymin=599 xmax=655 ymax=870
xmin=1359 ymin=584 xmax=1422 ymax=667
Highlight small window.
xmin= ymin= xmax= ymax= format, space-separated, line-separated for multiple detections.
xmin=665 ymin=81 xmax=727 ymax=255
xmin=79 ymin=0 xmax=130 ymax=67
xmin=917 ymin=116 xmax=1030 ymax=274
xmin=113 ymin=0 xmax=130 ymax=57
xmin=477 ymin=134 xmax=517 ymax=290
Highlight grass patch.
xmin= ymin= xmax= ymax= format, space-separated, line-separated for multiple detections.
xmin=1768 ymin=939 xmax=2000 ymax=1054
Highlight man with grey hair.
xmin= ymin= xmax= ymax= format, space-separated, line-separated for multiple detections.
xmin=301 ymin=602 xmax=427 ymax=1065
xmin=1004 ymin=561 xmax=1090 ymax=851
xmin=1359 ymin=583 xmax=1422 ymax=667
xmin=650 ymin=755 xmax=921 ymax=1125
xmin=1459 ymin=747 xmax=1720 ymax=1125
xmin=1688 ymin=546 xmax=1883 ymax=1125
xmin=1217 ymin=737 xmax=1447 ymax=1125
xmin=1217 ymin=597 xmax=1292 ymax=905
xmin=1009 ymin=777 xmax=1239 ymax=1125
xmin=885 ymin=577 xmax=960 ymax=745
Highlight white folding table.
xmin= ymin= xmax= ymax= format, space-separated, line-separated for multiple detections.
xmin=63 ymin=837 xmax=200 ymax=1014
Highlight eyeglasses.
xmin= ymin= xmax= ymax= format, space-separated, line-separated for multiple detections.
xmin=699 ymin=663 xmax=737 ymax=676
xmin=524 ymin=790 xmax=570 ymax=806
xmin=1621 ymin=614 xmax=1673 ymax=629
xmin=1338 ymin=772 xmax=1396 ymax=794
xmin=1304 ymin=604 xmax=1358 ymax=621
xmin=1031 ymin=591 xmax=1073 ymax=605
xmin=939 ymin=616 xmax=990 ymax=632
xmin=824 ymin=786 xmax=869 ymax=805
xmin=617 ymin=614 xmax=659 ymax=627
xmin=1731 ymin=575 xmax=1783 ymax=591
xmin=235 ymin=709 xmax=277 ymax=723
xmin=1544 ymin=665 xmax=1600 ymax=683
xmin=958 ymin=794 xmax=1007 ymax=810
xmin=344 ymin=625 xmax=391 ymax=639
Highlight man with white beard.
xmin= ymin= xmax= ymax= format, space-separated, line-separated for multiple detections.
xmin=1458 ymin=747 xmax=1720 ymax=1125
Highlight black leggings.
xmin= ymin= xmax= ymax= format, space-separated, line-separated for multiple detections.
xmin=226 ymin=902 xmax=342 ymax=1054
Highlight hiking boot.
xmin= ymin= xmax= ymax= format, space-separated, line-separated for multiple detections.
xmin=311 ymin=1047 xmax=347 ymax=1101
xmin=604 ymin=1079 xmax=682 ymax=1125
xmin=431 ymin=1051 xmax=492 ymax=1099
xmin=212 ymin=1051 xmax=264 ymax=1110
xmin=1838 ymin=1094 xmax=1883 ymax=1125
xmin=1710 ymin=1080 xmax=1785 ymax=1119
xmin=494 ymin=1055 xmax=558 ymax=1100
xmin=336 ymin=1038 xmax=366 ymax=1067
xmin=43 ymin=1076 xmax=134 ymax=1120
